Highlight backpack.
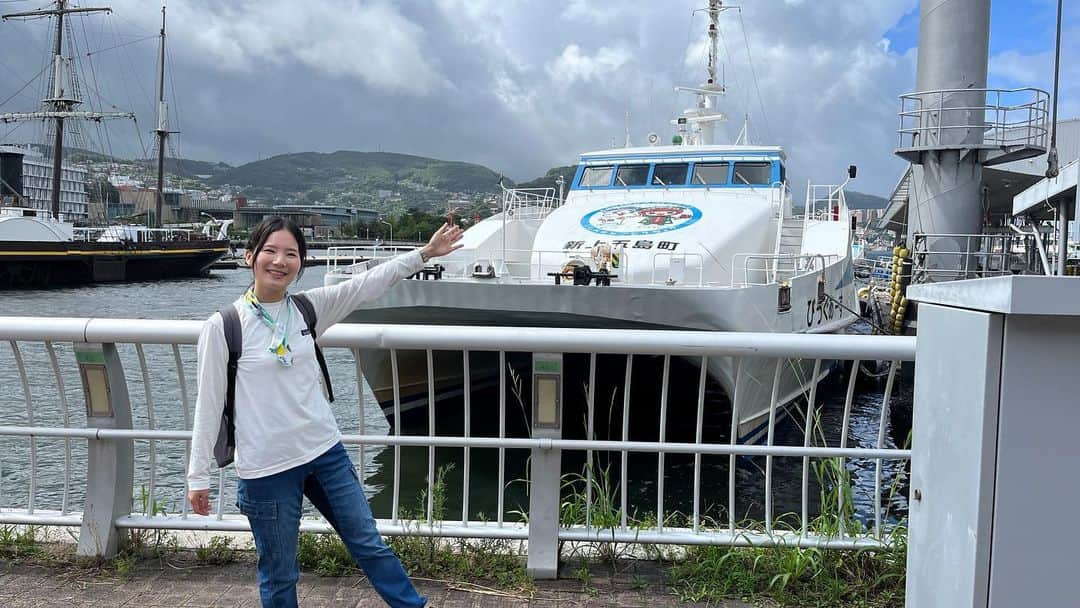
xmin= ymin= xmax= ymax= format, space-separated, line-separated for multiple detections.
xmin=212 ymin=292 xmax=334 ymax=468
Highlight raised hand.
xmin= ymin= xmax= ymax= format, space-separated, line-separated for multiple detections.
xmin=420 ymin=222 xmax=465 ymax=260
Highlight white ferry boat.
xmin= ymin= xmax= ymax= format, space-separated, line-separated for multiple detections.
xmin=327 ymin=1 xmax=858 ymax=443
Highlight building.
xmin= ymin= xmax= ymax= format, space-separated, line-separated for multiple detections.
xmin=0 ymin=145 xmax=89 ymax=221
xmin=233 ymin=204 xmax=377 ymax=234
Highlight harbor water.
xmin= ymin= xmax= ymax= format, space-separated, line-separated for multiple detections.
xmin=0 ymin=267 xmax=911 ymax=528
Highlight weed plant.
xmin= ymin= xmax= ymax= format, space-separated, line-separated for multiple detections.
xmin=665 ymin=410 xmax=910 ymax=607
xmin=0 ymin=524 xmax=42 ymax=559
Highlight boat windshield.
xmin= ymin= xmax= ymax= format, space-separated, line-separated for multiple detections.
xmin=691 ymin=162 xmax=730 ymax=185
xmin=615 ymin=164 xmax=650 ymax=186
xmin=733 ymin=162 xmax=772 ymax=185
xmin=580 ymin=165 xmax=614 ymax=187
xmin=652 ymin=163 xmax=689 ymax=186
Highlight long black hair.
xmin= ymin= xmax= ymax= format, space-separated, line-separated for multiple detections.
xmin=245 ymin=216 xmax=307 ymax=280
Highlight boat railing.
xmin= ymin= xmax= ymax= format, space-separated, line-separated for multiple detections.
xmin=0 ymin=316 xmax=914 ymax=563
xmin=733 ymin=253 xmax=840 ymax=287
xmin=909 ymin=232 xmax=1046 ymax=284
xmin=455 ymin=247 xmax=720 ymax=287
xmin=896 ymin=87 xmax=1050 ymax=165
xmin=500 ymin=184 xmax=562 ymax=219
xmin=804 ymin=182 xmax=849 ymax=225
xmin=325 ymin=246 xmax=376 ymax=272
xmin=73 ymin=225 xmax=197 ymax=243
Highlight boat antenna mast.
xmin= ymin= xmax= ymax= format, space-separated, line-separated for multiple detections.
xmin=0 ymin=1 xmax=134 ymax=221
xmin=153 ymin=5 xmax=178 ymax=229
xmin=673 ymin=0 xmax=729 ymax=146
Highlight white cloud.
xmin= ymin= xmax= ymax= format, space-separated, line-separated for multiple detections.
xmin=6 ymin=0 xmax=1069 ymax=194
xmin=547 ymin=44 xmax=633 ymax=84
xmin=562 ymin=0 xmax=620 ymax=24
xmin=113 ymin=0 xmax=448 ymax=96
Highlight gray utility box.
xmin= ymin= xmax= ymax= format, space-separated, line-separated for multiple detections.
xmin=906 ymin=276 xmax=1080 ymax=607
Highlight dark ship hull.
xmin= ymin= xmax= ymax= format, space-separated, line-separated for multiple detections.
xmin=0 ymin=239 xmax=229 ymax=288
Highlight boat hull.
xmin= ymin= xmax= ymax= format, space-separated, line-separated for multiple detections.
xmin=0 ymin=239 xmax=229 ymax=288
xmin=345 ymin=258 xmax=856 ymax=442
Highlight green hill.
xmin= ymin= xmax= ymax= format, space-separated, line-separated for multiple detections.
xmin=136 ymin=157 xmax=232 ymax=178
xmin=207 ymin=151 xmax=504 ymax=194
xmin=843 ymin=190 xmax=889 ymax=210
xmin=515 ymin=164 xmax=577 ymax=190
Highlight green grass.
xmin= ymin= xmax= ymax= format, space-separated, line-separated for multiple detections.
xmin=553 ymin=404 xmax=910 ymax=607
xmin=0 ymin=525 xmax=43 ymax=559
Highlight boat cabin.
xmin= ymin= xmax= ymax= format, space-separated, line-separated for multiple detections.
xmin=570 ymin=145 xmax=787 ymax=192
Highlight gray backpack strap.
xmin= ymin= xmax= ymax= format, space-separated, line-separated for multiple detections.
xmin=292 ymin=293 xmax=334 ymax=402
xmin=213 ymin=306 xmax=242 ymax=468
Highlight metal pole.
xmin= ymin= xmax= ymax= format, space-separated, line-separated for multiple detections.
xmin=154 ymin=7 xmax=167 ymax=229
xmin=1048 ymin=0 xmax=1065 ymax=271
xmin=48 ymin=1 xmax=66 ymax=220
xmin=1057 ymin=199 xmax=1069 ymax=275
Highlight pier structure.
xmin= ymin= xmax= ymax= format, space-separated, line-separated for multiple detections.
xmin=894 ymin=0 xmax=1049 ymax=280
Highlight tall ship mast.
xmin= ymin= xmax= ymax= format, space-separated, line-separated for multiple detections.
xmin=153 ymin=6 xmax=173 ymax=230
xmin=0 ymin=2 xmax=229 ymax=288
xmin=0 ymin=0 xmax=133 ymax=220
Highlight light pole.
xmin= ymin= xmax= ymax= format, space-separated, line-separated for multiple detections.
xmin=380 ymin=220 xmax=393 ymax=251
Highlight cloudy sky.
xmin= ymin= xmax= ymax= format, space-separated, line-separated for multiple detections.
xmin=0 ymin=0 xmax=1075 ymax=196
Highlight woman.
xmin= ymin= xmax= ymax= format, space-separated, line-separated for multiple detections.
xmin=188 ymin=216 xmax=462 ymax=607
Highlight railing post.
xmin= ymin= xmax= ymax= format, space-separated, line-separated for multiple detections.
xmin=906 ymin=277 xmax=1080 ymax=607
xmin=526 ymin=353 xmax=563 ymax=580
xmin=74 ymin=342 xmax=134 ymax=558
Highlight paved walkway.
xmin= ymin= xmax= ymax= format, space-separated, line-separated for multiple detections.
xmin=0 ymin=552 xmax=755 ymax=607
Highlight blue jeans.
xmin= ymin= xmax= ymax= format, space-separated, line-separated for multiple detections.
xmin=237 ymin=442 xmax=426 ymax=608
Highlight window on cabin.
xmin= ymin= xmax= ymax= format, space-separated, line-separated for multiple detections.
xmin=615 ymin=164 xmax=650 ymax=186
xmin=579 ymin=166 xmax=614 ymax=187
xmin=691 ymin=162 xmax=729 ymax=185
xmin=652 ymin=163 xmax=689 ymax=186
xmin=732 ymin=162 xmax=772 ymax=185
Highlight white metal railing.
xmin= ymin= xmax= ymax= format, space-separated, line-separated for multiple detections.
xmin=324 ymin=246 xmax=389 ymax=273
xmin=909 ymin=232 xmax=1046 ymax=283
xmin=448 ymin=247 xmax=721 ymax=287
xmin=0 ymin=317 xmax=914 ymax=555
xmin=732 ymin=253 xmax=840 ymax=287
xmin=805 ymin=182 xmax=849 ymax=226
xmin=500 ymin=185 xmax=562 ymax=219
xmin=897 ymin=87 xmax=1050 ymax=156
xmin=72 ymin=225 xmax=196 ymax=243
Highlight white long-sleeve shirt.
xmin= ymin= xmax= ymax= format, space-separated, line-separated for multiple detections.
xmin=187 ymin=250 xmax=425 ymax=491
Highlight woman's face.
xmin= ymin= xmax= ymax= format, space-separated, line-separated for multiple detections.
xmin=246 ymin=228 xmax=302 ymax=298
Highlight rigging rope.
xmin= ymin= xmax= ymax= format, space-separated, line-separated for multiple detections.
xmin=737 ymin=9 xmax=771 ymax=144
